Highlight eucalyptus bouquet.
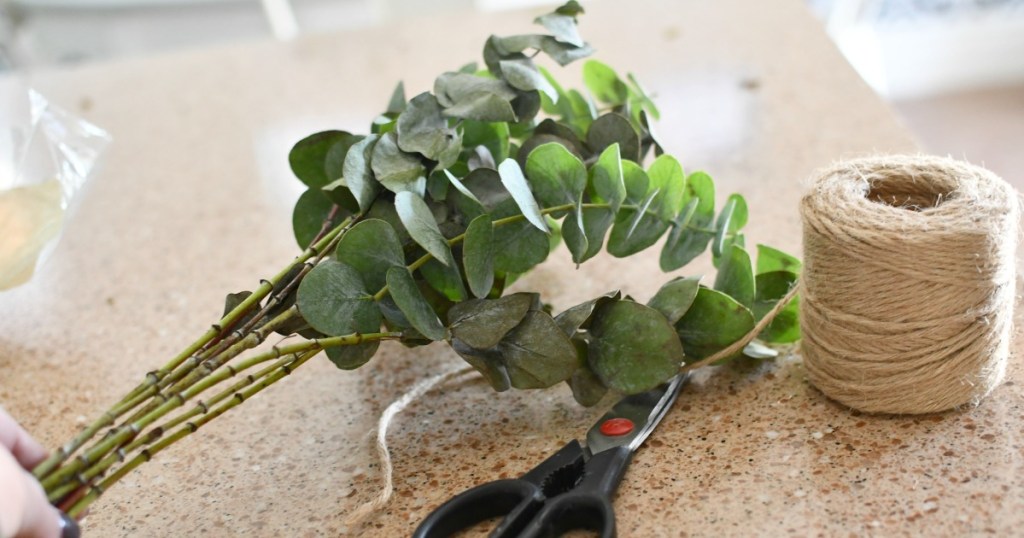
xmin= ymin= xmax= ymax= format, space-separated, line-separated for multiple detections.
xmin=33 ymin=1 xmax=800 ymax=519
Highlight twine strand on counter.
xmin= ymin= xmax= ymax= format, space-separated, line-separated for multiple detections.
xmin=344 ymin=364 xmax=474 ymax=528
xmin=800 ymin=155 xmax=1019 ymax=414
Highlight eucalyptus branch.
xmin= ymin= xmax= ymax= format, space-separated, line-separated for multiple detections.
xmin=35 ymin=2 xmax=804 ymax=521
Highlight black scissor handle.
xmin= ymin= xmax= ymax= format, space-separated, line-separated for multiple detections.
xmin=411 ymin=478 xmax=542 ymax=538
xmin=516 ymin=446 xmax=633 ymax=538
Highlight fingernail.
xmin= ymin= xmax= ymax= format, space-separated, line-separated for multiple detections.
xmin=58 ymin=511 xmax=80 ymax=538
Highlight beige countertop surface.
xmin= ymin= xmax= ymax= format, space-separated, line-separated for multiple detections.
xmin=3 ymin=0 xmax=1022 ymax=536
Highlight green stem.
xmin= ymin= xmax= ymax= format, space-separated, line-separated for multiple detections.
xmin=42 ymin=330 xmax=400 ymax=495
xmin=33 ymin=217 xmax=354 ymax=482
xmin=48 ymin=347 xmax=308 ymax=504
xmin=65 ymin=347 xmax=324 ymax=518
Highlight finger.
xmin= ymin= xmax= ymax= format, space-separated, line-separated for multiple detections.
xmin=0 ymin=449 xmax=61 ymax=538
xmin=0 ymin=406 xmax=48 ymax=469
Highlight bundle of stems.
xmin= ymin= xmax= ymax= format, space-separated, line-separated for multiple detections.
xmin=30 ymin=215 xmax=388 ymax=517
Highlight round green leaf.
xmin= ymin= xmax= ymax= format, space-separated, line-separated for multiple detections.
xmin=586 ymin=113 xmax=640 ymax=163
xmin=386 ymin=267 xmax=446 ymax=341
xmin=590 ymin=143 xmax=626 ymax=211
xmin=491 ymin=198 xmax=551 ymax=273
xmin=588 ymin=300 xmax=684 ymax=394
xmin=524 ymin=142 xmax=587 ymax=210
xmin=582 ymin=60 xmax=628 ymax=106
xmin=372 ymin=132 xmax=426 ymax=195
xmin=289 ymin=130 xmax=353 ymax=188
xmin=419 ymin=257 xmax=468 ymax=302
xmin=292 ymin=188 xmax=348 ymax=249
xmin=713 ymin=244 xmax=755 ymax=309
xmin=646 ymin=154 xmax=685 ymax=221
xmin=447 ymin=293 xmax=534 ymax=349
xmin=296 ymin=259 xmax=381 ymax=337
xmin=498 ymin=311 xmax=578 ymax=389
xmin=397 ymin=92 xmax=461 ymax=162
xmin=554 ymin=290 xmax=621 ymax=336
xmin=325 ymin=341 xmax=380 ymax=370
xmin=462 ymin=120 xmax=510 ymax=163
xmin=647 ymin=276 xmax=701 ymax=325
xmin=674 ymin=286 xmax=755 ymax=361
xmin=463 ymin=214 xmax=495 ymax=298
xmin=334 ymin=218 xmax=404 ymax=292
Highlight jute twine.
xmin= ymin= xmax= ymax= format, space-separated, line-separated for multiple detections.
xmin=800 ymin=155 xmax=1019 ymax=414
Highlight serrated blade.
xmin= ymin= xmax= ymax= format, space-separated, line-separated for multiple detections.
xmin=585 ymin=373 xmax=688 ymax=455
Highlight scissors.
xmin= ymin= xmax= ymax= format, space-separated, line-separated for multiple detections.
xmin=412 ymin=373 xmax=688 ymax=538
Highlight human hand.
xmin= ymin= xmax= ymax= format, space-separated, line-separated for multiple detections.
xmin=0 ymin=406 xmax=78 ymax=538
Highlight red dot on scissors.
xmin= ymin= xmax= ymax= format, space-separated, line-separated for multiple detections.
xmin=599 ymin=418 xmax=635 ymax=437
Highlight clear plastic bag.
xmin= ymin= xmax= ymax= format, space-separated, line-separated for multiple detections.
xmin=0 ymin=87 xmax=110 ymax=291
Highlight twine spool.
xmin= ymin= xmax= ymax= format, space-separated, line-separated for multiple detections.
xmin=800 ymin=155 xmax=1019 ymax=414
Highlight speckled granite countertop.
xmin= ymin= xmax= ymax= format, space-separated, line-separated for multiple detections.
xmin=3 ymin=0 xmax=1021 ymax=536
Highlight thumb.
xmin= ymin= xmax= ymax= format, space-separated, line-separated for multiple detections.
xmin=0 ymin=449 xmax=61 ymax=538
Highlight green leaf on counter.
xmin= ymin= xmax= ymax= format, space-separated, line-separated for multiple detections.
xmin=674 ymin=287 xmax=755 ymax=361
xmin=386 ymin=266 xmax=446 ymax=341
xmin=588 ymin=300 xmax=684 ymax=394
xmin=463 ymin=214 xmax=495 ymax=298
xmin=334 ymin=218 xmax=404 ymax=292
xmin=296 ymin=259 xmax=381 ymax=337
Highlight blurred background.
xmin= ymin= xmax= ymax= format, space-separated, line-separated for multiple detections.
xmin=0 ymin=0 xmax=1021 ymax=182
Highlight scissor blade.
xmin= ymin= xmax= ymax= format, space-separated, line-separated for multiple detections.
xmin=585 ymin=373 xmax=688 ymax=455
